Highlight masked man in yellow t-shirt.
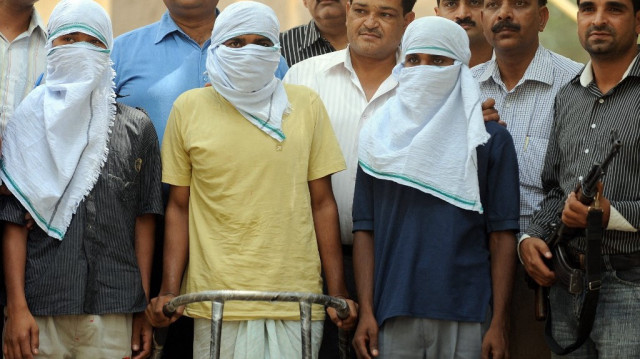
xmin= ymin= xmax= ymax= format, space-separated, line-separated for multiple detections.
xmin=145 ymin=2 xmax=358 ymax=358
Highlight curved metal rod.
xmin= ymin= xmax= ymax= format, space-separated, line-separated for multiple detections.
xmin=163 ymin=290 xmax=349 ymax=319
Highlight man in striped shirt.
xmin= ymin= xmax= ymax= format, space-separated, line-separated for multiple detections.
xmin=0 ymin=0 xmax=46 ymax=134
xmin=520 ymin=0 xmax=640 ymax=355
xmin=473 ymin=0 xmax=583 ymax=355
xmin=0 ymin=0 xmax=46 ymax=343
xmin=279 ymin=0 xmax=348 ymax=67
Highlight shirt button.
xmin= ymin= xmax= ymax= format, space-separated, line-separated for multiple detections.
xmin=579 ymin=176 xmax=584 ymax=181
xmin=591 ymin=124 xmax=596 ymax=129
xmin=584 ymin=148 xmax=589 ymax=154
xmin=598 ymin=98 xmax=604 ymax=104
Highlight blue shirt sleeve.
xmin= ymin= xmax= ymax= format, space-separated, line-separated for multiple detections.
xmin=275 ymin=55 xmax=289 ymax=79
xmin=353 ymin=165 xmax=375 ymax=232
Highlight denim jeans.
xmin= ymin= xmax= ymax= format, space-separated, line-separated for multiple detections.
xmin=548 ymin=260 xmax=640 ymax=358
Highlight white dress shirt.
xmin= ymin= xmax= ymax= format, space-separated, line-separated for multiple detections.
xmin=0 ymin=9 xmax=47 ymax=133
xmin=285 ymin=48 xmax=399 ymax=245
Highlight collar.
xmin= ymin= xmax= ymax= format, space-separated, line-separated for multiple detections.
xmin=476 ymin=45 xmax=555 ymax=89
xmin=155 ymin=9 xmax=219 ymax=44
xmin=300 ymin=20 xmax=327 ymax=50
xmin=28 ymin=8 xmax=46 ymax=38
xmin=579 ymin=52 xmax=640 ymax=87
xmin=341 ymin=45 xmax=402 ymax=74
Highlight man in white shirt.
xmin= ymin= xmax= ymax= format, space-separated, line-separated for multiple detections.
xmin=284 ymin=1 xmax=415 ymax=356
xmin=0 ymin=0 xmax=46 ymax=132
xmin=0 ymin=0 xmax=46 ymax=340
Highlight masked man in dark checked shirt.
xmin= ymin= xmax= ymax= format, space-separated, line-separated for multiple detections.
xmin=0 ymin=1 xmax=162 ymax=358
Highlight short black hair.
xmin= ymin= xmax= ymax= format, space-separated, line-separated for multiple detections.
xmin=402 ymin=0 xmax=418 ymax=13
xmin=538 ymin=0 xmax=547 ymax=5
xmin=576 ymin=0 xmax=640 ymax=13
xmin=349 ymin=0 xmax=417 ymax=14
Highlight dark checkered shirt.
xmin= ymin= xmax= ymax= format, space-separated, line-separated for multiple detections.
xmin=0 ymin=103 xmax=163 ymax=315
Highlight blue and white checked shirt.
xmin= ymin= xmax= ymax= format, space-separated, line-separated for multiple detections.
xmin=472 ymin=45 xmax=582 ymax=232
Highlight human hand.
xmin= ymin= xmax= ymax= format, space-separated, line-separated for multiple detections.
xmin=3 ymin=307 xmax=39 ymax=359
xmin=145 ymin=294 xmax=183 ymax=328
xmin=482 ymin=321 xmax=509 ymax=359
xmin=353 ymin=312 xmax=379 ymax=359
xmin=562 ymin=183 xmax=610 ymax=228
xmin=481 ymin=98 xmax=505 ymax=127
xmin=327 ymin=298 xmax=358 ymax=330
xmin=520 ymin=237 xmax=555 ymax=287
xmin=131 ymin=312 xmax=152 ymax=359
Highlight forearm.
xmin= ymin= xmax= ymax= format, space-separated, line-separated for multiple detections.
xmin=489 ymin=231 xmax=516 ymax=328
xmin=135 ymin=214 xmax=156 ymax=301
xmin=353 ymin=230 xmax=375 ymax=316
xmin=3 ymin=223 xmax=29 ymax=312
xmin=310 ymin=181 xmax=348 ymax=297
xmin=161 ymin=187 xmax=190 ymax=295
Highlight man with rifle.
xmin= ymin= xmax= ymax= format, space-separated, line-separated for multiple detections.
xmin=520 ymin=0 xmax=640 ymax=355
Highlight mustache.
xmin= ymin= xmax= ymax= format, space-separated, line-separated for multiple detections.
xmin=586 ymin=24 xmax=615 ymax=36
xmin=456 ymin=17 xmax=476 ymax=27
xmin=358 ymin=28 xmax=382 ymax=37
xmin=491 ymin=20 xmax=521 ymax=33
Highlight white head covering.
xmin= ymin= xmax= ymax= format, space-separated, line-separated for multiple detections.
xmin=0 ymin=0 xmax=115 ymax=239
xmin=206 ymin=1 xmax=289 ymax=142
xmin=358 ymin=16 xmax=490 ymax=212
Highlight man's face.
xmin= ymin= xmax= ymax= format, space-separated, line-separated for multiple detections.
xmin=163 ymin=0 xmax=218 ymax=18
xmin=52 ymin=32 xmax=107 ymax=49
xmin=346 ymin=0 xmax=414 ymax=60
xmin=481 ymin=0 xmax=548 ymax=52
xmin=436 ymin=0 xmax=486 ymax=45
xmin=303 ymin=0 xmax=348 ymax=22
xmin=577 ymin=0 xmax=640 ymax=58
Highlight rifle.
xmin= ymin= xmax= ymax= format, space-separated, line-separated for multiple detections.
xmin=531 ymin=131 xmax=621 ymax=321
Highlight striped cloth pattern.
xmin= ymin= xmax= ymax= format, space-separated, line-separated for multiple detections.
xmin=527 ymin=57 xmax=640 ymax=254
xmin=0 ymin=10 xmax=46 ymax=133
xmin=279 ymin=20 xmax=335 ymax=67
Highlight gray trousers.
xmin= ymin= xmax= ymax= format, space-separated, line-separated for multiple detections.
xmin=378 ymin=316 xmax=481 ymax=359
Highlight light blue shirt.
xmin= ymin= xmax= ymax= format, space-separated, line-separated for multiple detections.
xmin=111 ymin=11 xmax=288 ymax=144
xmin=471 ymin=45 xmax=582 ymax=232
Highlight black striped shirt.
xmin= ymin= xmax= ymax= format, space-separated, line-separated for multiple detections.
xmin=527 ymin=55 xmax=640 ymax=254
xmin=0 ymin=103 xmax=163 ymax=315
xmin=279 ymin=20 xmax=335 ymax=67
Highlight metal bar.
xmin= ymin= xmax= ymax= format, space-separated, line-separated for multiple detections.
xmin=164 ymin=290 xmax=349 ymax=319
xmin=299 ymin=301 xmax=312 ymax=359
xmin=162 ymin=290 xmax=351 ymax=359
xmin=211 ymin=300 xmax=224 ymax=359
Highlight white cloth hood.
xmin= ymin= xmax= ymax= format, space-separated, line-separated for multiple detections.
xmin=358 ymin=16 xmax=490 ymax=212
xmin=0 ymin=0 xmax=116 ymax=239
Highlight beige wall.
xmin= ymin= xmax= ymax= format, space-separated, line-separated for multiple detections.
xmin=36 ymin=0 xmax=436 ymax=37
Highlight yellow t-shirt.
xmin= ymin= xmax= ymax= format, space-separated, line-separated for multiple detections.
xmin=162 ymin=84 xmax=346 ymax=320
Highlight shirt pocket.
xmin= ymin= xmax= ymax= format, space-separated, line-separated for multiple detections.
xmin=518 ymin=136 xmax=549 ymax=189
